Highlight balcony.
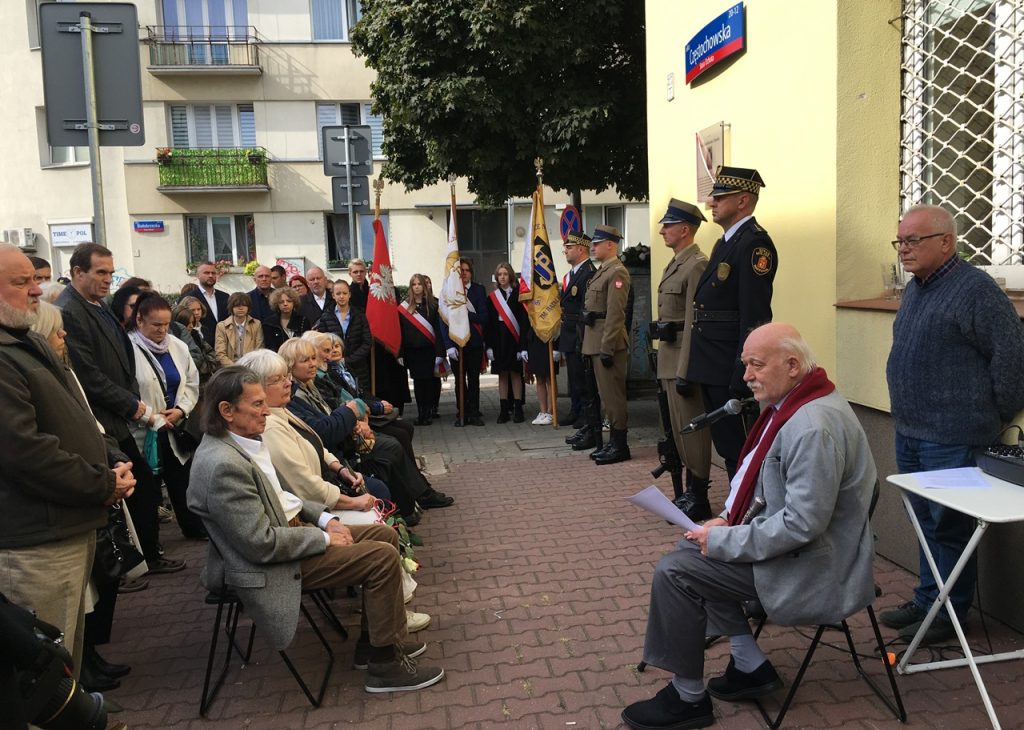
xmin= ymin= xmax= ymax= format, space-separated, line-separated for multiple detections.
xmin=145 ymin=26 xmax=261 ymax=76
xmin=156 ymin=147 xmax=270 ymax=193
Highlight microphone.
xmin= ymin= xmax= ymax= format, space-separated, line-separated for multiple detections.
xmin=681 ymin=398 xmax=755 ymax=434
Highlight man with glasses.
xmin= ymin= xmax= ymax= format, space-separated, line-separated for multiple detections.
xmin=881 ymin=204 xmax=1024 ymax=644
xmin=559 ymin=231 xmax=597 ymax=440
xmin=686 ymin=167 xmax=776 ymax=484
xmin=580 ymin=225 xmax=631 ymax=465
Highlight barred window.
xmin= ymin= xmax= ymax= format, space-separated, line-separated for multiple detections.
xmin=899 ymin=0 xmax=1024 ymax=268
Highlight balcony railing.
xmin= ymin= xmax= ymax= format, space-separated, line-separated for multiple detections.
xmin=156 ymin=147 xmax=269 ymax=191
xmin=145 ymin=26 xmax=260 ymax=71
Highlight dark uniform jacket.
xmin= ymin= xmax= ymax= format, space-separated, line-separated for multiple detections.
xmin=559 ymin=259 xmax=596 ymax=354
xmin=581 ymin=257 xmax=631 ymax=357
xmin=687 ymin=217 xmax=776 ymax=392
xmin=0 ymin=326 xmax=117 ymax=548
xmin=349 ymin=280 xmax=369 ymax=311
xmin=57 ymin=285 xmax=139 ymax=441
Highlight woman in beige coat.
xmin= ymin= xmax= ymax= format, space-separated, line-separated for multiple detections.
xmin=214 ymin=291 xmax=263 ymax=366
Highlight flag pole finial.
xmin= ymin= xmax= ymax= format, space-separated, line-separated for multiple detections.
xmin=534 ymin=157 xmax=544 ymax=185
xmin=372 ymin=178 xmax=385 ymax=219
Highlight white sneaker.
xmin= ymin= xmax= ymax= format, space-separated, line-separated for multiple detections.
xmin=532 ymin=412 xmax=552 ymax=425
xmin=406 ymin=610 xmax=431 ymax=632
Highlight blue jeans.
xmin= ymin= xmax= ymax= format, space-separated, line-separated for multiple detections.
xmin=895 ymin=433 xmax=977 ymax=621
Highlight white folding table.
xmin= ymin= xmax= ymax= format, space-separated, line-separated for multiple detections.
xmin=886 ymin=469 xmax=1024 ymax=730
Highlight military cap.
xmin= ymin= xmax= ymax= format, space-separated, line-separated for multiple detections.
xmin=591 ymin=224 xmax=622 ymax=244
xmin=710 ymin=167 xmax=766 ymax=197
xmin=565 ymin=231 xmax=592 ymax=247
xmin=658 ymin=198 xmax=707 ymax=226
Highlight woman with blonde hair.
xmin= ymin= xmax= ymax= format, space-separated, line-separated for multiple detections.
xmin=484 ymin=262 xmax=528 ymax=423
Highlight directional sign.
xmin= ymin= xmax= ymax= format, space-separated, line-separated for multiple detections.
xmin=332 ymin=176 xmax=372 ymax=215
xmin=40 ymin=3 xmax=144 ymax=146
xmin=559 ymin=206 xmax=581 ymax=242
xmin=322 ymin=125 xmax=373 ymax=177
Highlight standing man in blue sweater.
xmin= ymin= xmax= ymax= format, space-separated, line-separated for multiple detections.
xmin=882 ymin=204 xmax=1024 ymax=644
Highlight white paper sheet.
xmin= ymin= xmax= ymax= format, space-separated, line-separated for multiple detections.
xmin=912 ymin=467 xmax=991 ymax=490
xmin=626 ymin=484 xmax=701 ymax=531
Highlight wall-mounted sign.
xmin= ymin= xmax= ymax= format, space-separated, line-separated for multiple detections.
xmin=50 ymin=222 xmax=93 ymax=246
xmin=685 ymin=2 xmax=746 ymax=85
xmin=133 ymin=220 xmax=165 ymax=233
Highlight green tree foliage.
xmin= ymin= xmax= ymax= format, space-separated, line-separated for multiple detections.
xmin=351 ymin=0 xmax=647 ymax=206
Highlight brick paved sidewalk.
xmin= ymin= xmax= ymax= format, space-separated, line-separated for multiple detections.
xmin=102 ymin=384 xmax=1024 ymax=729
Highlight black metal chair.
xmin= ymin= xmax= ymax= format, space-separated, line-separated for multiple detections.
xmin=199 ymin=587 xmax=342 ymax=716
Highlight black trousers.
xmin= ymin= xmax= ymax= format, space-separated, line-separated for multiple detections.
xmin=451 ymin=347 xmax=482 ymax=418
xmin=564 ymin=350 xmax=585 ymax=416
xmin=582 ymin=355 xmax=602 ymax=433
xmin=118 ymin=437 xmax=162 ymax=562
xmin=84 ymin=580 xmax=117 ymax=647
xmin=412 ymin=377 xmax=436 ymax=420
xmin=158 ymin=435 xmax=205 ymax=538
xmin=358 ymin=432 xmax=426 ymax=517
xmin=699 ymin=383 xmax=752 ymax=480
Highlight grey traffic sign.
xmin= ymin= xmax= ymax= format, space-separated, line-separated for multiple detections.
xmin=40 ymin=3 xmax=144 ymax=147
xmin=322 ymin=125 xmax=372 ymax=177
xmin=332 ymin=176 xmax=372 ymax=215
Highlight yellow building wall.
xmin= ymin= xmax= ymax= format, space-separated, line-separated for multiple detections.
xmin=646 ymin=0 xmax=902 ymax=408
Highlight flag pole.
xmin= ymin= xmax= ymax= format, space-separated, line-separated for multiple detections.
xmin=370 ymin=178 xmax=385 ymax=396
xmin=548 ymin=340 xmax=558 ymax=428
xmin=450 ymin=177 xmax=465 ymax=424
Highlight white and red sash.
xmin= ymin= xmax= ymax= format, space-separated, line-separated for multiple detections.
xmin=488 ymin=289 xmax=521 ymax=343
xmin=399 ymin=302 xmax=435 ymax=344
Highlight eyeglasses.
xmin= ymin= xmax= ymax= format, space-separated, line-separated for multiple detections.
xmin=267 ymin=374 xmax=293 ymax=386
xmin=891 ymin=232 xmax=945 ymax=250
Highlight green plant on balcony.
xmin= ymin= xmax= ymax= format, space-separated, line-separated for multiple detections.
xmin=157 ymin=147 xmax=268 ymax=187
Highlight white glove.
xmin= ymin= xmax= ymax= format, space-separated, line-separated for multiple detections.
xmin=447 ymin=347 xmax=458 ymax=361
xmin=519 ymin=351 xmax=529 ymax=363
xmin=553 ymin=351 xmax=562 ymax=363
xmin=397 ymin=357 xmax=404 ymax=366
xmin=434 ymin=356 xmax=443 ymax=366
xmin=486 ymin=348 xmax=494 ymax=361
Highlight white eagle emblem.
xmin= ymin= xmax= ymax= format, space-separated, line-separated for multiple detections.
xmin=369 ymin=264 xmax=395 ymax=304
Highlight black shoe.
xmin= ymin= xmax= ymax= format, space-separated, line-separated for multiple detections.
xmin=879 ymin=600 xmax=928 ymax=630
xmin=622 ymin=683 xmax=714 ymax=730
xmin=402 ymin=511 xmax=421 ymax=527
xmin=595 ymin=444 xmax=631 ymax=465
xmin=86 ymin=647 xmax=131 ymax=679
xmin=572 ymin=432 xmax=598 ymax=451
xmin=118 ymin=576 xmax=149 ymax=594
xmin=147 ymin=557 xmax=186 ymax=574
xmin=898 ymin=615 xmax=957 ymax=644
xmin=707 ymin=658 xmax=782 ymax=701
xmin=589 ymin=442 xmax=611 ymax=460
xmin=572 ymin=415 xmax=587 ymax=429
xmin=453 ymin=419 xmax=464 ymax=427
xmin=418 ymin=489 xmax=455 ymax=509
xmin=469 ymin=416 xmax=485 ymax=426
xmin=673 ymin=492 xmax=712 ymax=522
xmin=565 ymin=425 xmax=590 ymax=445
xmin=80 ymin=663 xmax=120 ymax=693
xmin=414 ymin=417 xmax=431 ymax=426
xmin=512 ymin=401 xmax=525 ymax=423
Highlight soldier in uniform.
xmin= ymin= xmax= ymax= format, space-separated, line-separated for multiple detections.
xmin=559 ymin=231 xmax=597 ymax=436
xmin=654 ymin=199 xmax=714 ymax=520
xmin=687 ymin=166 xmax=776 ymax=481
xmin=580 ymin=225 xmax=631 ymax=465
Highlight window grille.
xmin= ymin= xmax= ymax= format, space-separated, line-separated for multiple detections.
xmin=899 ymin=0 xmax=1023 ymax=266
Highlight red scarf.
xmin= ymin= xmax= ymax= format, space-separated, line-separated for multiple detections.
xmin=727 ymin=367 xmax=836 ymax=525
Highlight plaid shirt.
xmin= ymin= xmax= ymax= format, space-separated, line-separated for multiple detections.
xmin=915 ymin=254 xmax=960 ymax=288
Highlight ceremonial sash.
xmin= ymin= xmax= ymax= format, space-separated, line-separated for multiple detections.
xmin=399 ymin=303 xmax=435 ymax=344
xmin=488 ymin=289 xmax=521 ymax=343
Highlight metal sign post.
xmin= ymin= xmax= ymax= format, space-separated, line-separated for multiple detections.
xmin=322 ymin=124 xmax=372 ymax=256
xmin=80 ymin=12 xmax=106 ymax=244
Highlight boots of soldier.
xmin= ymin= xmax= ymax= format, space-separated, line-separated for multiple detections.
xmin=572 ymin=426 xmax=599 ymax=450
xmin=512 ymin=399 xmax=525 ymax=423
xmin=673 ymin=471 xmax=712 ymax=521
xmin=565 ymin=423 xmax=589 ymax=445
xmin=589 ymin=431 xmax=610 ymax=460
xmin=595 ymin=428 xmax=631 ymax=465
xmin=497 ymin=399 xmax=511 ymax=424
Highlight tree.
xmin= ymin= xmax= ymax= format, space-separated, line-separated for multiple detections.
xmin=351 ymin=0 xmax=647 ymax=206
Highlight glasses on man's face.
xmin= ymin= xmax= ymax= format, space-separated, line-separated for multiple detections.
xmin=891 ymin=232 xmax=944 ymax=251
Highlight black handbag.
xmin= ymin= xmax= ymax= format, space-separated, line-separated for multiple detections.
xmin=92 ymin=505 xmax=145 ymax=585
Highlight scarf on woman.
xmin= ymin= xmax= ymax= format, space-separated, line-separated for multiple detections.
xmin=129 ymin=328 xmax=170 ymax=355
xmin=727 ymin=367 xmax=836 ymax=526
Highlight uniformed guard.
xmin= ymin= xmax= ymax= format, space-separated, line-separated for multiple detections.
xmin=687 ymin=166 xmax=777 ymax=480
xmin=580 ymin=224 xmax=631 ymax=465
xmin=559 ymin=231 xmax=597 ymax=435
xmin=654 ymin=199 xmax=714 ymax=519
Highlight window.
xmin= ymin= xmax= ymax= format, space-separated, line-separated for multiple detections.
xmin=326 ymin=212 xmax=388 ymax=264
xmin=446 ymin=208 xmax=509 ymax=279
xmin=186 ymin=214 xmax=256 ymax=264
xmin=583 ymin=205 xmax=625 ymax=238
xmin=311 ymin=0 xmax=362 ymax=41
xmin=316 ymin=102 xmax=386 ymax=159
xmin=900 ymin=0 xmax=1024 ymax=267
xmin=36 ymin=108 xmax=89 ymax=167
xmin=28 ymin=0 xmax=75 ymax=49
xmin=170 ymin=103 xmax=256 ymax=148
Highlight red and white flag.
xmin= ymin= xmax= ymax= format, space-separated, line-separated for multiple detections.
xmin=365 ymin=219 xmax=401 ymax=356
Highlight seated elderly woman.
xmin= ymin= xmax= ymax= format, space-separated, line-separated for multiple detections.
xmin=277 ymin=339 xmax=450 ymax=525
xmin=236 ymin=349 xmax=390 ymax=512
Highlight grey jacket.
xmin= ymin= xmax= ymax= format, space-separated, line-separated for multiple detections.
xmin=708 ymin=390 xmax=877 ymax=626
xmin=187 ymin=433 xmax=331 ymax=649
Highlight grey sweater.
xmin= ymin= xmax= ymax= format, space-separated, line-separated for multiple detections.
xmin=887 ymin=262 xmax=1024 ymax=446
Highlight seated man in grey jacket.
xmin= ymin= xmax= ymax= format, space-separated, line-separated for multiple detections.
xmin=622 ymin=323 xmax=877 ymax=730
xmin=187 ymin=366 xmax=444 ymax=693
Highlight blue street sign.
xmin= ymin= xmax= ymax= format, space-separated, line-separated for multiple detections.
xmin=685 ymin=2 xmax=746 ymax=85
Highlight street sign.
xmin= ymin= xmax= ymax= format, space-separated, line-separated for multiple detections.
xmin=40 ymin=3 xmax=144 ymax=146
xmin=322 ymin=125 xmax=373 ymax=177
xmin=332 ymin=176 xmax=372 ymax=215
xmin=685 ymin=2 xmax=746 ymax=85
xmin=559 ymin=206 xmax=581 ymax=242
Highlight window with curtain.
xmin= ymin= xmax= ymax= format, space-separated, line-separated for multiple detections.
xmin=311 ymin=0 xmax=362 ymax=41
xmin=169 ymin=103 xmax=256 ymax=147
xmin=186 ymin=214 xmax=256 ymax=264
xmin=316 ymin=102 xmax=386 ymax=160
xmin=326 ymin=212 xmax=388 ymax=264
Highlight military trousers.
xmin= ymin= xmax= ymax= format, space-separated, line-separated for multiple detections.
xmin=592 ymin=350 xmax=628 ymax=429
xmin=660 ymin=378 xmax=712 ymax=481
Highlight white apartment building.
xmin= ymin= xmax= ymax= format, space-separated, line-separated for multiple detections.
xmin=2 ymin=0 xmax=648 ymax=293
